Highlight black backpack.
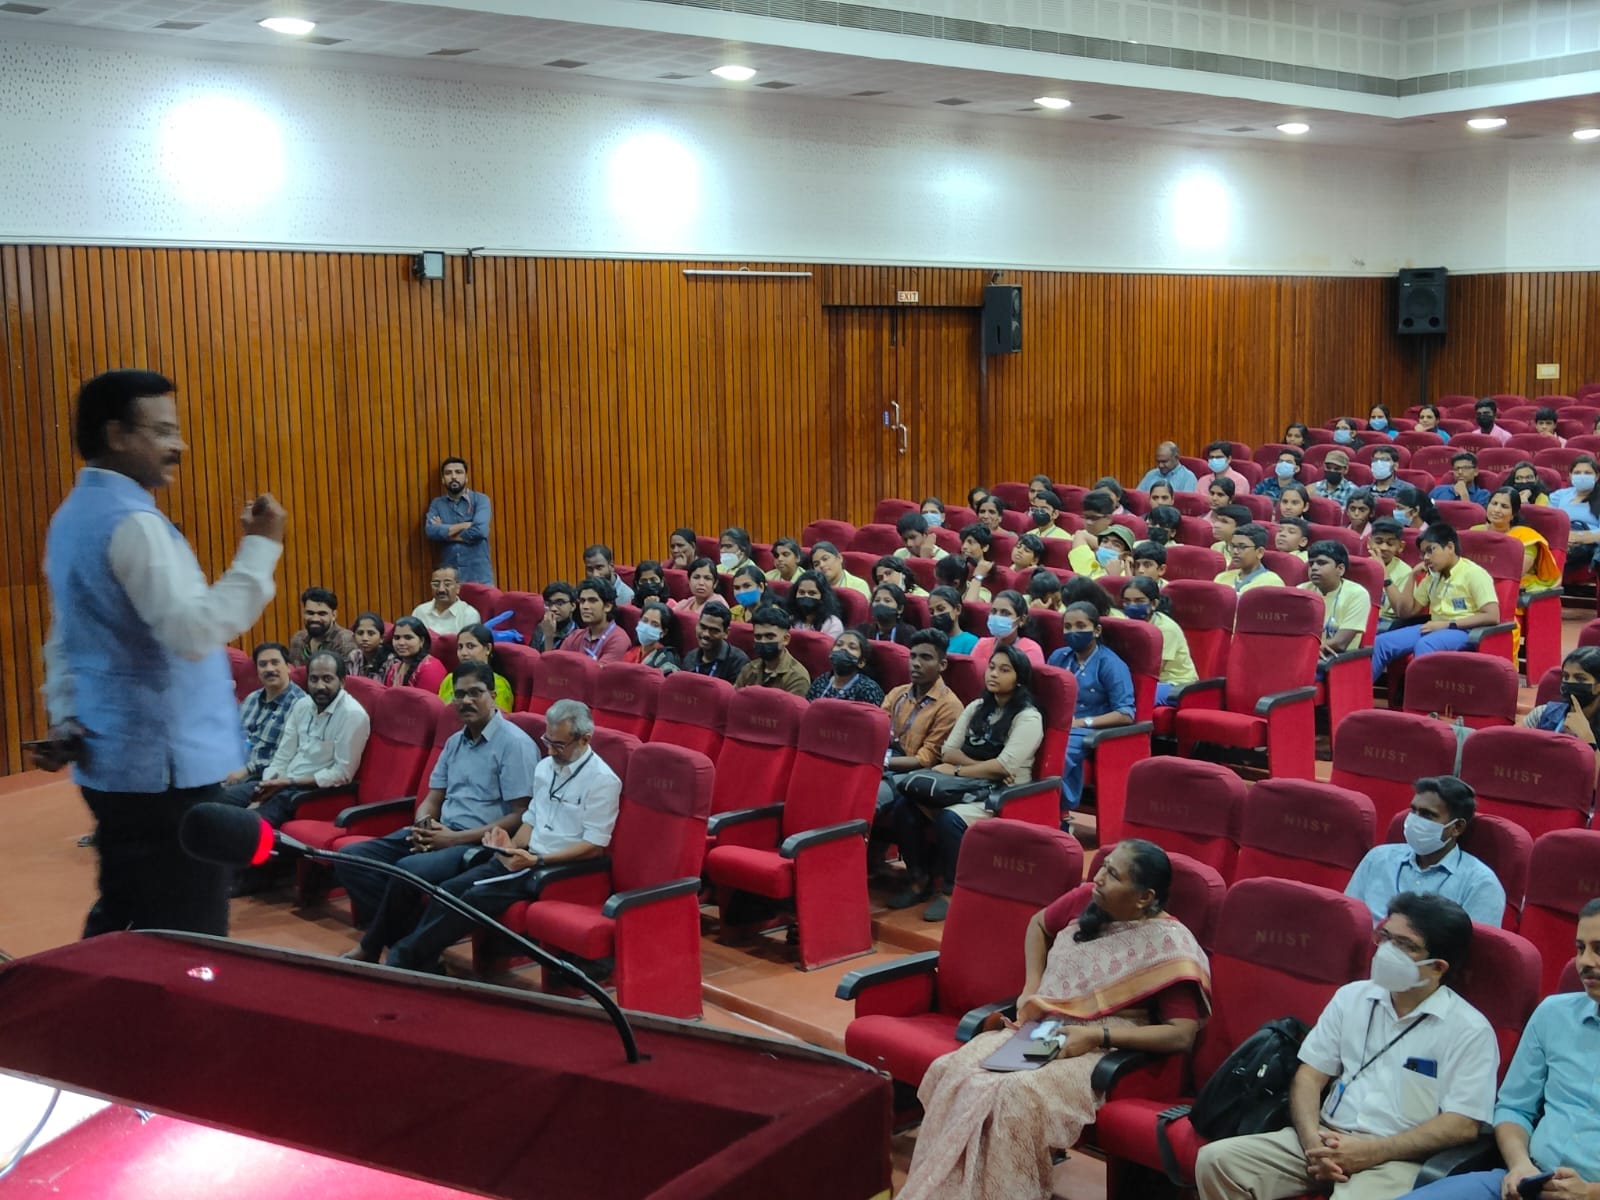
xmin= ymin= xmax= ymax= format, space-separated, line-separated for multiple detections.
xmin=1154 ymin=1015 xmax=1311 ymax=1183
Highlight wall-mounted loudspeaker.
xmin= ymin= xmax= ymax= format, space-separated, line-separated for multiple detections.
xmin=1396 ymin=267 xmax=1447 ymax=336
xmin=982 ymin=285 xmax=1022 ymax=355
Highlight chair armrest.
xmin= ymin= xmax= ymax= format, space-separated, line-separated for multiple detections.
xmin=1174 ymin=678 xmax=1226 ymax=711
xmin=525 ymin=856 xmax=611 ymax=899
xmin=834 ymin=950 xmax=941 ymax=1000
xmin=1467 ymin=621 xmax=1517 ymax=649
xmin=1521 ymin=585 xmax=1563 ymax=604
xmin=1175 ymin=677 xmax=1225 ymax=698
xmin=1323 ymin=647 xmax=1374 ymax=670
xmin=1412 ymin=1132 xmax=1499 ymax=1187
xmin=601 ymin=876 xmax=701 ymax=918
xmin=1082 ymin=720 xmax=1153 ymax=751
xmin=1090 ymin=1048 xmax=1158 ymax=1093
xmin=985 ymin=776 xmax=1061 ymax=816
xmin=781 ymin=819 xmax=869 ymax=858
xmin=955 ymin=999 xmax=1016 ymax=1042
xmin=334 ymin=796 xmax=416 ymax=827
xmin=1254 ymin=686 xmax=1318 ymax=715
xmin=706 ymin=804 xmax=785 ymax=835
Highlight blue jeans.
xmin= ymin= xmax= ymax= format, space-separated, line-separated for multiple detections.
xmin=336 ymin=828 xmax=477 ymax=955
xmin=1397 ymin=1169 xmax=1505 ymax=1200
xmin=1154 ymin=683 xmax=1175 ymax=707
xmin=887 ymin=796 xmax=969 ymax=890
xmin=386 ymin=858 xmax=530 ymax=971
xmin=1061 ymin=727 xmax=1088 ymax=810
xmin=1370 ymin=625 xmax=1471 ymax=682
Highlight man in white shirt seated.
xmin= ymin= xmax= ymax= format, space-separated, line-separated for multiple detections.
xmin=411 ymin=565 xmax=482 ymax=636
xmin=384 ymin=697 xmax=622 ymax=973
xmin=1344 ymin=776 xmax=1507 ymax=927
xmin=247 ymin=651 xmax=371 ymax=828
xmin=1197 ymin=893 xmax=1498 ymax=1200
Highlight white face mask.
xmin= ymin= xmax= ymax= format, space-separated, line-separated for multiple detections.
xmin=923 ymin=512 xmax=944 ymax=527
xmin=1372 ymin=460 xmax=1394 ymax=480
xmin=1370 ymin=939 xmax=1434 ymax=994
xmin=1571 ymin=472 xmax=1597 ymax=494
xmin=719 ymin=552 xmax=740 ymax=570
xmin=1403 ymin=811 xmax=1453 ymax=857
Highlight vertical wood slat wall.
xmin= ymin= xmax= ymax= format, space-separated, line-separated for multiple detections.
xmin=2 ymin=246 xmax=1596 ymax=774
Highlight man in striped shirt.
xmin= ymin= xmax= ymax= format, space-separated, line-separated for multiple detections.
xmin=219 ymin=642 xmax=304 ymax=808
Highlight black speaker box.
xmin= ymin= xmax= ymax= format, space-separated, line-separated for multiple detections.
xmin=983 ymin=285 xmax=1022 ymax=354
xmin=1396 ymin=267 xmax=1447 ymax=335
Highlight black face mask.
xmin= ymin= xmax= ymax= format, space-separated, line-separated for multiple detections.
xmin=753 ymin=641 xmax=783 ymax=662
xmin=1561 ymin=680 xmax=1595 ymax=706
xmin=634 ymin=583 xmax=667 ymax=604
xmin=1323 ymin=470 xmax=1344 ymax=487
xmin=829 ymin=649 xmax=861 ymax=676
xmin=871 ymin=603 xmax=898 ymax=625
xmin=930 ymin=612 xmax=955 ymax=634
xmin=1031 ymin=509 xmax=1052 ymax=527
xmin=1476 ymin=411 xmax=1496 ymax=430
xmin=795 ymin=596 xmax=821 ymax=614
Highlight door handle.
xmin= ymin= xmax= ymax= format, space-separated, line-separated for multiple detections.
xmin=895 ymin=423 xmax=908 ymax=456
xmin=890 ymin=401 xmax=902 ymax=428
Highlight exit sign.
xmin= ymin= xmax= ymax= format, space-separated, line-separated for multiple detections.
xmin=896 ymin=290 xmax=920 ymax=304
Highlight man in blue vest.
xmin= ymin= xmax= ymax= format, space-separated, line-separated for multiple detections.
xmin=36 ymin=369 xmax=285 ymax=937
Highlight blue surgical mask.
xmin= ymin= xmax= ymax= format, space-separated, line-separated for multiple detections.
xmin=1371 ymin=460 xmax=1394 ymax=480
xmin=1095 ymin=545 xmax=1121 ymax=567
xmin=1334 ymin=429 xmax=1353 ymax=444
xmin=1370 ymin=417 xmax=1388 ymax=431
xmin=1207 ymin=456 xmax=1228 ymax=472
xmin=636 ymin=622 xmax=663 ymax=646
xmin=986 ymin=613 xmax=1016 ymax=639
xmin=923 ymin=512 xmax=944 ymax=527
xmin=1275 ymin=461 xmax=1296 ymax=480
xmin=1396 ymin=507 xmax=1416 ymax=524
xmin=1572 ymin=472 xmax=1597 ymax=494
xmin=1123 ymin=602 xmax=1151 ymax=621
xmin=734 ymin=588 xmax=761 ymax=608
xmin=1065 ymin=629 xmax=1095 ymax=652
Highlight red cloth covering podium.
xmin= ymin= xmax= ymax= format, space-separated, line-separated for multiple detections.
xmin=0 ymin=933 xmax=892 ymax=1199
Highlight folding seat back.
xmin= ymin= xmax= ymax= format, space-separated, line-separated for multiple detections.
xmin=501 ymin=591 xmax=545 ymax=643
xmin=528 ymin=650 xmax=600 ymax=715
xmin=1262 ymin=551 xmax=1308 ymax=586
xmin=496 ymin=643 xmax=539 ymax=711
xmin=1435 ymin=500 xmax=1487 ymax=529
xmin=710 ymin=688 xmax=806 ymax=816
xmin=786 ymin=627 xmax=835 ymax=682
xmin=936 ymin=823 xmax=1083 ymax=1017
xmin=1026 ymin=666 xmax=1077 ymax=782
xmin=1505 ymin=432 xmax=1559 ymax=452
xmin=611 ymin=604 xmax=640 ymax=644
xmin=1121 ymin=759 xmax=1245 ymax=880
xmin=1161 ymin=580 xmax=1236 ymax=679
xmin=944 ymin=653 xmax=985 ymax=705
xmin=801 ymin=519 xmax=856 ymax=548
xmin=1306 ymin=524 xmax=1364 ymax=556
xmin=1534 ymin=446 xmax=1585 ymax=474
xmin=863 ymin=639 xmax=911 ymax=692
xmin=458 ymin=584 xmax=504 ymax=623
xmin=289 ymin=665 xmax=308 ymax=690
xmin=1025 ymin=607 xmax=1065 ymax=656
xmin=662 ymin=568 xmax=690 ymax=601
xmin=1355 ymin=442 xmax=1411 ymax=467
xmin=593 ymin=661 xmax=663 ymax=739
xmin=336 ymin=686 xmax=441 ymax=811
xmin=342 ymin=674 xmax=386 ymax=715
xmin=431 ymin=633 xmax=459 ymax=674
xmin=1460 ymin=727 xmax=1595 ymax=837
xmin=1452 ymin=923 xmax=1545 ymax=1080
xmin=1175 ymin=514 xmax=1216 ymax=548
xmin=834 ymin=586 xmax=871 ymax=630
xmin=945 ymin=504 xmax=979 ymax=530
xmin=1097 ymin=616 xmax=1163 ymax=720
xmin=1172 ymin=492 xmax=1212 ymax=517
xmin=1450 ymin=433 xmax=1499 ymax=453
xmin=1410 ymin=444 xmax=1459 ymax=479
xmin=1229 ymin=459 xmax=1262 ymax=487
xmin=611 ymin=744 xmax=715 ymax=893
xmin=1234 ymin=779 xmax=1374 ymax=891
xmin=841 ymin=551 xmax=879 ymax=588
xmin=1384 ymin=809 xmax=1532 ymax=929
xmin=1476 ymin=447 xmax=1528 ymax=473
xmin=1238 ymin=494 xmax=1275 ymax=522
xmin=227 ymin=647 xmax=256 ymax=702
xmin=781 ymin=701 xmax=891 ymax=838
xmin=1219 ymin=588 xmax=1323 ymax=712
xmin=988 ymin=482 xmax=1033 ymax=510
xmin=650 ymin=671 xmax=730 ymax=758
xmin=1330 ymin=710 xmax=1462 ymax=831
xmin=904 ymin=558 xmax=940 ymax=594
xmin=1401 ymin=651 xmax=1519 ymax=727
xmin=1250 ymin=442 xmax=1294 ymax=470
xmin=848 ymin=523 xmax=902 ymax=556
xmin=1160 ymin=546 xmax=1226 ymax=585
xmin=590 ymin=727 xmax=641 ymax=782
xmin=1520 ymin=829 xmax=1600 ymax=992
xmin=671 ymin=607 xmax=699 ymax=654
xmin=1396 ymin=431 xmax=1444 ymax=452
xmin=872 ymin=498 xmax=918 ymax=526
xmin=902 ymin=593 xmax=931 ymax=628
xmin=1519 ymin=504 xmax=1570 ymax=567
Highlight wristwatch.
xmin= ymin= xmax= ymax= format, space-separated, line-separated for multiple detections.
xmin=1448 ymin=621 xmax=1458 ymax=630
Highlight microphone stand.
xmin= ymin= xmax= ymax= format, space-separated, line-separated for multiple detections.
xmin=280 ymin=835 xmax=642 ymax=1064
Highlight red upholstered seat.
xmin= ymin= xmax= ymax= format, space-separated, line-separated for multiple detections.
xmin=1457 ymin=529 xmax=1539 ymax=677
xmin=704 ymin=700 xmax=890 ymax=969
xmin=1401 ymin=651 xmax=1519 ymax=727
xmin=341 ymin=673 xmax=385 ymax=714
xmin=1120 ymin=759 xmax=1246 ymax=882
xmin=1081 ymin=621 xmax=1158 ymax=842
xmin=590 ymin=728 xmax=641 ymax=781
xmin=1233 ymin=779 xmax=1375 ymax=892
xmin=506 ymin=711 xmax=545 ymax=744
xmin=848 ymin=524 xmax=903 ymax=556
xmin=801 ymin=519 xmax=856 ymax=549
xmin=787 ymin=627 xmax=835 ymax=682
xmin=499 ymin=590 xmax=543 ymax=642
xmin=944 ymin=653 xmax=985 ymax=705
xmin=1383 ymin=808 xmax=1531 ymax=930
xmin=1519 ymin=829 xmax=1600 ymax=992
xmin=867 ymin=641 xmax=912 ymax=692
xmin=1026 ymin=608 xmax=1065 ymax=656
xmin=1162 ymin=546 xmax=1227 ymax=583
xmin=497 ymin=644 xmax=539 ymax=712
xmin=1081 ymin=847 xmax=1229 ymax=949
xmin=1154 ymin=581 xmax=1235 ymax=740
xmin=458 ymin=583 xmax=503 ymax=624
xmin=708 ymin=689 xmax=805 ymax=835
xmin=227 ymin=647 xmax=256 ymax=702
xmin=1174 ymin=587 xmax=1323 ymax=779
xmin=496 ymin=743 xmax=715 ymax=1018
xmin=872 ymin=498 xmax=918 ymax=526
xmin=1453 ymin=923 xmax=1544 ymax=1081
xmin=840 ymin=821 xmax=1082 ymax=1089
xmin=528 ymin=650 xmax=599 ymax=715
xmin=1459 ymin=727 xmax=1596 ymax=839
xmin=648 ymin=671 xmax=730 ymax=760
xmin=986 ymin=666 xmax=1076 ymax=827
xmin=1096 ymin=879 xmax=1373 ymax=1191
xmin=1330 ymin=709 xmax=1462 ymax=832
xmin=593 ymin=661 xmax=662 ymax=739
xmin=1262 ymin=551 xmax=1308 ymax=586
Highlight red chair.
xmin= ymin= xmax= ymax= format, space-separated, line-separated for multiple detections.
xmin=1519 ymin=504 xmax=1570 ymax=573
xmin=497 ymin=643 xmax=539 ymax=711
xmin=1454 ymin=530 xmax=1529 ymax=673
xmin=431 ymin=633 xmax=459 ymax=675
xmin=648 ymin=671 xmax=730 ymax=759
xmin=1329 ymin=710 xmax=1462 ymax=832
xmin=1079 ymin=847 xmax=1229 ymax=948
xmin=1355 ymin=443 xmax=1411 ymax=467
xmin=703 ymin=701 xmax=891 ymax=968
xmin=706 ymin=688 xmax=806 ymax=847
xmin=1452 ymin=922 xmax=1545 ymax=1081
xmin=944 ymin=653 xmax=985 ymax=704
xmin=1383 ymin=809 xmax=1532 ymax=930
xmin=802 ymin=519 xmax=856 ymax=548
xmin=1476 ymin=447 xmax=1529 ymax=473
xmin=1233 ymin=779 xmax=1374 ymax=891
xmin=1090 ymin=620 xmax=1160 ymax=843
xmin=1095 ymin=879 xmax=1374 ymax=1193
xmin=527 ymin=651 xmax=600 ymax=715
xmin=342 ymin=674 xmax=386 ymax=715
xmin=848 ymin=524 xmax=903 ymax=556
xmin=1162 ymin=546 xmax=1226 ymax=582
xmin=500 ymin=591 xmax=545 ymax=643
xmin=1506 ymin=433 xmax=1560 ymax=453
xmin=1520 ymin=829 xmax=1600 ymax=993
xmin=866 ymin=640 xmax=912 ymax=692
xmin=592 ymin=661 xmax=663 ymax=739
xmin=1174 ymin=587 xmax=1323 ymax=780
xmin=837 ymin=821 xmax=1082 ymax=1091
xmin=1535 ymin=446 xmax=1586 ymax=474
xmin=1459 ymin=727 xmax=1596 ymax=838
xmin=1401 ymin=651 xmax=1519 ymax=727
xmin=289 ymin=665 xmax=308 ymax=690
xmin=227 ymin=647 xmax=257 ymax=702
xmin=872 ymin=498 xmax=918 ymax=526
xmin=1396 ymin=430 xmax=1444 ymax=452
xmin=1410 ymin=444 xmax=1459 ymax=479
xmin=835 ymin=586 xmax=871 ymax=630
xmin=490 ymin=744 xmax=714 ymax=1018
xmin=1155 ymin=581 xmax=1237 ymax=742
xmin=1305 ymin=524 xmax=1364 ymax=556
xmin=590 ymin=727 xmax=641 ymax=781
xmin=1262 ymin=551 xmax=1308 ymax=586
xmin=984 ymin=666 xmax=1076 ymax=828
xmin=1435 ymin=500 xmax=1487 ymax=528
xmin=1120 ymin=759 xmax=1246 ymax=881
xmin=458 ymin=583 xmax=504 ymax=623
xmin=787 ymin=627 xmax=836 ymax=682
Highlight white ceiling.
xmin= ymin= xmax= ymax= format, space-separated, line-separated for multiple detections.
xmin=2 ymin=0 xmax=1598 ymax=151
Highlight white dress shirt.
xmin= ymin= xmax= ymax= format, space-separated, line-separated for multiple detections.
xmin=263 ymin=688 xmax=372 ymax=789
xmin=43 ymin=468 xmax=282 ymax=723
xmin=410 ymin=599 xmax=483 ymax=637
xmin=520 ymin=748 xmax=622 ymax=857
xmin=1300 ymin=980 xmax=1499 ymax=1138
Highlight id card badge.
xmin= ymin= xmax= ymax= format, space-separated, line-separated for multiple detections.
xmin=1326 ymin=1080 xmax=1347 ymax=1118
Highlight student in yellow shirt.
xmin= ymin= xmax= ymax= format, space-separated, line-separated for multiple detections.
xmin=1067 ymin=524 xmax=1137 ymax=578
xmin=1215 ymin=524 xmax=1286 ymax=593
xmin=1369 ymin=523 xmax=1501 ymax=682
xmin=1030 ymin=490 xmax=1073 ymax=540
xmin=1298 ymin=541 xmax=1372 ymax=674
xmin=1121 ymin=575 xmax=1197 ymax=704
xmin=1131 ymin=541 xmax=1169 ymax=587
xmin=1366 ymin=517 xmax=1412 ymax=631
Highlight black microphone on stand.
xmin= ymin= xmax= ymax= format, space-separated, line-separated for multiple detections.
xmin=179 ymin=802 xmax=641 ymax=1064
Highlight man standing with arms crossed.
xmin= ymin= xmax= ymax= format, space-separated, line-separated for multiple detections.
xmin=34 ymin=369 xmax=285 ymax=938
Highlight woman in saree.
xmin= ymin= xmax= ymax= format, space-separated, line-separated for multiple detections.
xmin=897 ymin=839 xmax=1211 ymax=1200
xmin=1474 ymin=485 xmax=1559 ymax=661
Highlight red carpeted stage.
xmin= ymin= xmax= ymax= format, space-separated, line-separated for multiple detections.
xmin=0 ymin=933 xmax=892 ymax=1199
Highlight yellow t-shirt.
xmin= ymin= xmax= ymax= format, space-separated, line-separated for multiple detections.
xmin=1214 ymin=568 xmax=1286 ymax=594
xmin=439 ymin=672 xmax=514 ymax=713
xmin=1299 ymin=581 xmax=1371 ymax=650
xmin=1067 ymin=544 xmax=1104 ymax=578
xmin=1377 ymin=556 xmax=1411 ymax=619
xmin=1151 ymin=611 xmax=1198 ymax=685
xmin=1415 ymin=558 xmax=1498 ymax=618
xmin=1040 ymin=525 xmax=1071 ymax=540
xmin=894 ymin=546 xmax=949 ymax=561
xmin=833 ymin=571 xmax=872 ymax=598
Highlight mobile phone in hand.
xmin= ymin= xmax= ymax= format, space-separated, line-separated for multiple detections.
xmin=1517 ymin=1171 xmax=1554 ymax=1200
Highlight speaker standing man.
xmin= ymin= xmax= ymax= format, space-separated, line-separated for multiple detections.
xmin=34 ymin=370 xmax=286 ymax=938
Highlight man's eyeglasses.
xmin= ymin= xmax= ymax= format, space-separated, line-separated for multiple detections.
xmin=127 ymin=422 xmax=183 ymax=441
xmin=1373 ymin=926 xmax=1427 ymax=958
xmin=540 ymin=735 xmax=575 ymax=753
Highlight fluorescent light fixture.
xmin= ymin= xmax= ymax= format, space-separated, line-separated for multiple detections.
xmin=710 ymin=65 xmax=756 ymax=81
xmin=1466 ymin=116 xmax=1507 ymax=130
xmin=1276 ymin=122 xmax=1310 ymax=135
xmin=1034 ymin=96 xmax=1071 ymax=110
xmin=1573 ymin=128 xmax=1600 ymax=141
xmin=258 ymin=16 xmax=315 ymax=34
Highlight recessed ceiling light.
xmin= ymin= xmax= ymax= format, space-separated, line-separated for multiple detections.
xmin=1276 ymin=121 xmax=1310 ymax=135
xmin=258 ymin=16 xmax=315 ymax=34
xmin=1466 ymin=116 xmax=1507 ymax=130
xmin=710 ymin=65 xmax=756 ymax=81
xmin=1034 ymin=96 xmax=1071 ymax=110
xmin=1573 ymin=128 xmax=1600 ymax=141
